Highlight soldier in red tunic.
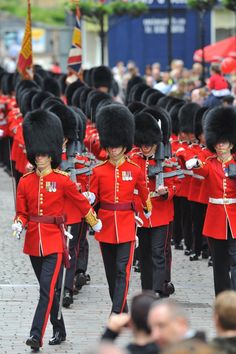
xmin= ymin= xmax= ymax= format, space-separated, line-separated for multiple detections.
xmin=86 ymin=104 xmax=151 ymax=314
xmin=186 ymin=106 xmax=236 ymax=295
xmin=131 ymin=108 xmax=180 ymax=297
xmin=12 ymin=109 xmax=102 ymax=351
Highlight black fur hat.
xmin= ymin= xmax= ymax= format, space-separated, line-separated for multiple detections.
xmin=19 ymin=88 xmax=40 ymax=116
xmin=165 ymin=97 xmax=184 ymax=112
xmin=134 ymin=112 xmax=162 ymax=147
xmin=194 ymin=106 xmax=209 ymax=139
xmin=49 ymin=103 xmax=78 ymax=141
xmin=1 ymin=73 xmax=14 ymax=95
xmin=92 ymin=65 xmax=113 ymax=89
xmin=86 ymin=91 xmax=111 ymax=122
xmin=15 ymin=79 xmax=39 ymax=105
xmin=146 ymin=90 xmax=164 ymax=106
xmin=142 ymin=106 xmax=170 ymax=145
xmin=169 ymin=102 xmax=185 ymax=136
xmin=204 ymin=106 xmax=236 ymax=152
xmin=65 ymin=79 xmax=84 ymax=105
xmin=79 ymin=87 xmax=93 ymax=114
xmin=141 ymin=88 xmax=157 ymax=104
xmin=31 ymin=91 xmax=54 ymax=110
xmin=128 ymin=102 xmax=147 ymax=115
xmin=41 ymin=96 xmax=63 ymax=110
xmin=23 ymin=109 xmax=63 ymax=168
xmin=129 ymin=83 xmax=150 ymax=103
xmin=178 ymin=103 xmax=201 ymax=134
xmin=125 ymin=76 xmax=144 ymax=105
xmin=157 ymin=96 xmax=173 ymax=110
xmin=43 ymin=77 xmax=61 ymax=97
xmin=71 ymin=86 xmax=88 ymax=107
xmin=96 ymin=104 xmax=134 ymax=152
xmin=73 ymin=107 xmax=87 ymax=142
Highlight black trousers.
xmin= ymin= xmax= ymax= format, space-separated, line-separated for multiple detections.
xmin=181 ymin=197 xmax=193 ymax=250
xmin=100 ymin=241 xmax=134 ymax=314
xmin=208 ymin=232 xmax=236 ymax=295
xmin=138 ymin=225 xmax=171 ymax=292
xmin=173 ymin=196 xmax=183 ymax=245
xmin=190 ymin=202 xmax=207 ymax=255
xmin=76 ymin=220 xmax=89 ymax=274
xmin=30 ymin=253 xmax=66 ymax=345
xmin=57 ymin=222 xmax=81 ymax=291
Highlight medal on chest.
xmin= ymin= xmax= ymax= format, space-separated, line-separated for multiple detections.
xmin=46 ymin=181 xmax=57 ymax=192
xmin=122 ymin=171 xmax=132 ymax=181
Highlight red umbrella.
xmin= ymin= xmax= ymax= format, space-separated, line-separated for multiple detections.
xmin=193 ymin=36 xmax=236 ymax=63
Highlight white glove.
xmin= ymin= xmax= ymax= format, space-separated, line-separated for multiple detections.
xmin=186 ymin=158 xmax=199 ymax=170
xmin=12 ymin=221 xmax=23 ymax=239
xmin=144 ymin=211 xmax=152 ymax=219
xmin=92 ymin=219 xmax=102 ymax=232
xmin=135 ymin=236 xmax=139 ymax=248
xmin=83 ymin=191 xmax=96 ymax=205
xmin=135 ymin=215 xmax=143 ymax=228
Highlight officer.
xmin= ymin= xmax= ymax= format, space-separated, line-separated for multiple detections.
xmin=12 ymin=109 xmax=102 ymax=351
xmin=86 ymin=104 xmax=151 ymax=314
xmin=186 ymin=106 xmax=236 ymax=295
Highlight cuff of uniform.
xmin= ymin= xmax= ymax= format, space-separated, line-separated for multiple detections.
xmin=144 ymin=196 xmax=152 ymax=212
xmin=85 ymin=208 xmax=99 ymax=227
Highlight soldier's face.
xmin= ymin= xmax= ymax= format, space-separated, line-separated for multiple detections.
xmin=214 ymin=141 xmax=233 ymax=155
xmin=35 ymin=154 xmax=52 ymax=170
xmin=141 ymin=145 xmax=156 ymax=157
xmin=107 ymin=147 xmax=125 ymax=160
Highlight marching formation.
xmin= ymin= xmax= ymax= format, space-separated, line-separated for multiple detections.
xmin=0 ymin=64 xmax=236 ymax=352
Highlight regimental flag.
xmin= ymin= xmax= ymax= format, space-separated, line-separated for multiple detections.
xmin=67 ymin=3 xmax=82 ymax=75
xmin=17 ymin=0 xmax=33 ymax=80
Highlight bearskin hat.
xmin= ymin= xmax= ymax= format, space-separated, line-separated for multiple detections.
xmin=43 ymin=77 xmax=61 ymax=97
xmin=23 ymin=109 xmax=63 ymax=168
xmin=96 ymin=104 xmax=134 ymax=152
xmin=1 ymin=73 xmax=14 ymax=95
xmin=125 ymin=76 xmax=144 ymax=105
xmin=129 ymin=83 xmax=150 ymax=103
xmin=92 ymin=65 xmax=113 ymax=90
xmin=157 ymin=96 xmax=173 ymax=110
xmin=73 ymin=107 xmax=87 ymax=142
xmin=128 ymin=102 xmax=147 ymax=115
xmin=49 ymin=103 xmax=78 ymax=141
xmin=169 ymin=102 xmax=185 ymax=136
xmin=41 ymin=96 xmax=63 ymax=110
xmin=194 ymin=106 xmax=209 ymax=140
xmin=31 ymin=91 xmax=54 ymax=110
xmin=71 ymin=86 xmax=87 ymax=107
xmin=34 ymin=73 xmax=43 ymax=88
xmin=79 ymin=87 xmax=93 ymax=114
xmin=141 ymin=88 xmax=157 ymax=104
xmin=86 ymin=91 xmax=111 ymax=122
xmin=204 ymin=106 xmax=236 ymax=152
xmin=134 ymin=112 xmax=162 ymax=147
xmin=178 ymin=103 xmax=201 ymax=133
xmin=15 ymin=80 xmax=39 ymax=105
xmin=19 ymin=88 xmax=40 ymax=116
xmin=165 ymin=97 xmax=184 ymax=112
xmin=65 ymin=79 xmax=84 ymax=105
xmin=146 ymin=90 xmax=164 ymax=106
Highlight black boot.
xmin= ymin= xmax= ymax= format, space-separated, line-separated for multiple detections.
xmin=26 ymin=336 xmax=40 ymax=351
xmin=63 ymin=289 xmax=73 ymax=308
xmin=48 ymin=331 xmax=66 ymax=345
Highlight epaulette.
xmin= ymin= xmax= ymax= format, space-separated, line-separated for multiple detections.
xmin=206 ymin=155 xmax=216 ymax=162
xmin=22 ymin=171 xmax=34 ymax=178
xmin=53 ymin=169 xmax=69 ymax=176
xmin=94 ymin=160 xmax=108 ymax=169
xmin=127 ymin=158 xmax=140 ymax=168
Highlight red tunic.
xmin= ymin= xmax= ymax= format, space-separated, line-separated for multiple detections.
xmin=131 ymin=153 xmax=180 ymax=227
xmin=15 ymin=169 xmax=93 ymax=256
xmin=90 ymin=157 xmax=151 ymax=244
xmin=193 ymin=156 xmax=236 ymax=240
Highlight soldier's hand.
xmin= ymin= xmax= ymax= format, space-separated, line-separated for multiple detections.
xmin=107 ymin=313 xmax=130 ymax=333
xmin=92 ymin=219 xmax=102 ymax=232
xmin=143 ymin=210 xmax=152 ymax=219
xmin=186 ymin=158 xmax=199 ymax=170
xmin=156 ymin=185 xmax=168 ymax=196
xmin=12 ymin=221 xmax=23 ymax=239
xmin=83 ymin=191 xmax=96 ymax=204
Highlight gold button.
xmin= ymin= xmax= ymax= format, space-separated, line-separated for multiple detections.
xmin=40 ymin=209 xmax=43 ymax=212
xmin=39 ymin=212 xmax=43 ymax=216
xmin=40 ymin=201 xmax=43 ymax=204
xmin=40 ymin=193 xmax=43 ymax=197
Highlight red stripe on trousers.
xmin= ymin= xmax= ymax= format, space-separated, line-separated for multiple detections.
xmin=121 ymin=241 xmax=135 ymax=312
xmin=41 ymin=253 xmax=62 ymax=343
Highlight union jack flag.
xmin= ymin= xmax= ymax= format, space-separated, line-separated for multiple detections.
xmin=67 ymin=5 xmax=82 ymax=74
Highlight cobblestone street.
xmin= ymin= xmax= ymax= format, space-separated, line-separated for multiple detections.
xmin=0 ymin=167 xmax=215 ymax=354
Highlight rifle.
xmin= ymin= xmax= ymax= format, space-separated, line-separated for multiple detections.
xmin=147 ymin=142 xmax=165 ymax=190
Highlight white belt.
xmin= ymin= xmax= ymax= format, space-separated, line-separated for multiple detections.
xmin=192 ymin=173 xmax=204 ymax=180
xmin=182 ymin=169 xmax=193 ymax=176
xmin=209 ymin=197 xmax=236 ymax=205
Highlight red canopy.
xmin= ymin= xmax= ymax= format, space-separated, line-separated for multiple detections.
xmin=193 ymin=36 xmax=236 ymax=63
